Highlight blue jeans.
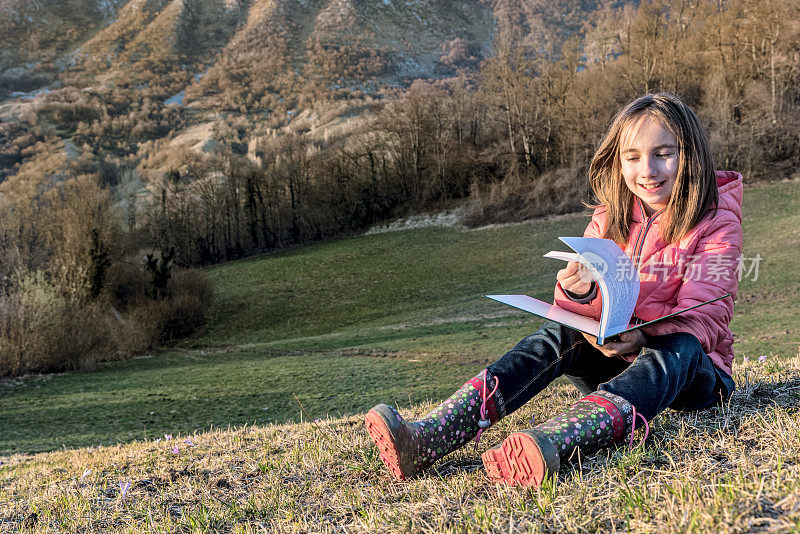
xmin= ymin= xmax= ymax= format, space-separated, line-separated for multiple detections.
xmin=487 ymin=321 xmax=734 ymax=421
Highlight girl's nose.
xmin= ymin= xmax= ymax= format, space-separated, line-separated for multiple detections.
xmin=642 ymin=157 xmax=657 ymax=177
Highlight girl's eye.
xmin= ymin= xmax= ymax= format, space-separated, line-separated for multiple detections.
xmin=625 ymin=156 xmax=639 ymax=162
xmin=656 ymin=152 xmax=673 ymax=158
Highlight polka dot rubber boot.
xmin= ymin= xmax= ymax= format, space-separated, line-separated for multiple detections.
xmin=482 ymin=390 xmax=634 ymax=487
xmin=365 ymin=372 xmax=501 ymax=481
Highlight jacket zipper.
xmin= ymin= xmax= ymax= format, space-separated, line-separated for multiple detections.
xmin=632 ymin=198 xmax=665 ymax=269
xmin=630 ymin=198 xmax=665 ymax=324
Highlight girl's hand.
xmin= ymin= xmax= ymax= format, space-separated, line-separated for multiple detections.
xmin=557 ymin=262 xmax=593 ymax=296
xmin=581 ymin=330 xmax=647 ymax=358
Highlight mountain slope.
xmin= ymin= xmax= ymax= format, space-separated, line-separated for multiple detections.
xmin=2 ymin=0 xmax=613 ymax=98
xmin=0 ymin=0 xmax=637 ymax=204
xmin=0 ymin=0 xmax=127 ymax=90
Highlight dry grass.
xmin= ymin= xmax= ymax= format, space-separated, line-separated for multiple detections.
xmin=2 ymin=354 xmax=800 ymax=533
xmin=0 ymin=266 xmax=214 ymax=377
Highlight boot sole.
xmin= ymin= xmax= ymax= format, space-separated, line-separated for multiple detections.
xmin=482 ymin=430 xmax=558 ymax=487
xmin=365 ymin=409 xmax=408 ymax=481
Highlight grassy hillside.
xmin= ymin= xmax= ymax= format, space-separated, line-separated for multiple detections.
xmin=1 ymin=179 xmax=800 ymax=530
xmin=201 ymin=178 xmax=800 ymax=359
xmin=199 ymin=214 xmax=587 ymax=352
xmin=0 ymin=179 xmax=797 ymax=458
xmin=0 ymin=212 xmax=587 ymax=456
xmin=2 ymin=356 xmax=800 ymax=532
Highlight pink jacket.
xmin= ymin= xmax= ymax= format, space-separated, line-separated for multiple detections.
xmin=554 ymin=171 xmax=744 ymax=376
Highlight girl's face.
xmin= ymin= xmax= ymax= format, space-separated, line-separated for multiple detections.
xmin=619 ymin=115 xmax=679 ymax=217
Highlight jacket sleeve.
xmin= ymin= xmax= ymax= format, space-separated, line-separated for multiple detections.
xmin=640 ymin=212 xmax=742 ymax=354
xmin=553 ymin=209 xmax=605 ymax=320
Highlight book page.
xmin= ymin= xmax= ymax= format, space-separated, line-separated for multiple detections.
xmin=542 ymin=251 xmax=581 ymax=263
xmin=484 ymin=295 xmax=601 ymax=337
xmin=554 ymin=237 xmax=639 ymax=344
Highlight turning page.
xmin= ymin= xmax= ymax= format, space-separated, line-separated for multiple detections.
xmin=486 ymin=237 xmax=639 ymax=345
xmin=486 ymin=237 xmax=730 ymax=345
xmin=553 ymin=237 xmax=639 ymax=344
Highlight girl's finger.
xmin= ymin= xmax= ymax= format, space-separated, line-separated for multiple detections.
xmin=566 ymin=262 xmax=582 ymax=275
xmin=576 ymin=264 xmax=594 ymax=284
xmin=560 ymin=272 xmax=579 ymax=285
xmin=558 ymin=263 xmax=578 ymax=280
xmin=558 ymin=263 xmax=585 ymax=282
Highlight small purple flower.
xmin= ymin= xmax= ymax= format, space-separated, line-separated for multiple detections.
xmin=164 ymin=434 xmax=172 ymax=441
xmin=759 ymin=355 xmax=767 ymax=363
xmin=184 ymin=438 xmax=194 ymax=446
xmin=79 ymin=469 xmax=91 ymax=484
xmin=171 ymin=446 xmax=180 ymax=455
xmin=119 ymin=480 xmax=131 ymax=500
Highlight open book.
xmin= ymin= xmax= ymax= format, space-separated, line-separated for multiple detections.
xmin=486 ymin=237 xmax=730 ymax=345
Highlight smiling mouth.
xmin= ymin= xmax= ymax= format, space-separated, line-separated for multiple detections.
xmin=639 ymin=181 xmax=665 ymax=191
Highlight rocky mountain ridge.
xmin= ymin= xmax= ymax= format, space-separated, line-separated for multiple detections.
xmin=1 ymin=0 xmax=612 ymax=96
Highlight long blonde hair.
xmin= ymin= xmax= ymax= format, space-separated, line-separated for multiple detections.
xmin=589 ymin=93 xmax=718 ymax=244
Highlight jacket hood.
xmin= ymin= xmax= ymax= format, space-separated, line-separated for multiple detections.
xmin=715 ymin=170 xmax=744 ymax=224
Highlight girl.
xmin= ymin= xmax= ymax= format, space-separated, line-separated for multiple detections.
xmin=364 ymin=93 xmax=743 ymax=487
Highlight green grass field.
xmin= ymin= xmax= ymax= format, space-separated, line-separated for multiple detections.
xmin=1 ymin=180 xmax=798 ymax=456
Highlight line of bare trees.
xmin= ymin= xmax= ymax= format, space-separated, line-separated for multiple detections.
xmin=144 ymin=77 xmax=490 ymax=265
